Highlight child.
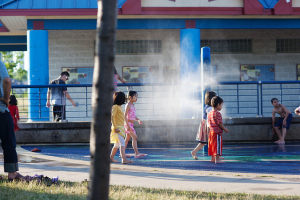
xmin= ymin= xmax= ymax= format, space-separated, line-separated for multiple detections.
xmin=124 ymin=91 xmax=146 ymax=158
xmin=114 ymin=67 xmax=127 ymax=92
xmin=271 ymin=98 xmax=292 ymax=145
xmin=110 ymin=91 xmax=133 ymax=164
xmin=207 ymin=96 xmax=229 ymax=164
xmin=191 ymin=91 xmax=216 ymax=160
xmin=8 ymin=95 xmax=20 ymax=132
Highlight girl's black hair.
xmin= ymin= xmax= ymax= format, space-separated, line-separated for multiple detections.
xmin=114 ymin=66 xmax=117 ymax=75
xmin=9 ymin=95 xmax=17 ymax=106
xmin=127 ymin=90 xmax=138 ymax=99
xmin=211 ymin=96 xmax=223 ymax=108
xmin=205 ymin=91 xmax=216 ymax=106
xmin=113 ymin=91 xmax=126 ymax=105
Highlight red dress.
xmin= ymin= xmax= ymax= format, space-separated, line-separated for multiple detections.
xmin=8 ymin=105 xmax=20 ymax=131
xmin=207 ymin=110 xmax=223 ymax=156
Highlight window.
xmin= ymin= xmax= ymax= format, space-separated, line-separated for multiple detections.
xmin=201 ymin=39 xmax=252 ymax=53
xmin=276 ymin=39 xmax=300 ymax=53
xmin=116 ymin=40 xmax=162 ymax=54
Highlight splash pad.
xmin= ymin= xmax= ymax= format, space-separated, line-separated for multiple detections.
xmin=21 ymin=142 xmax=300 ymax=175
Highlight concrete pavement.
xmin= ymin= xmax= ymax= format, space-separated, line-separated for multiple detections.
xmin=0 ymin=145 xmax=300 ymax=196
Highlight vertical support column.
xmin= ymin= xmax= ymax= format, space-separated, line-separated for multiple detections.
xmin=27 ymin=30 xmax=49 ymax=121
xmin=180 ymin=29 xmax=200 ymax=118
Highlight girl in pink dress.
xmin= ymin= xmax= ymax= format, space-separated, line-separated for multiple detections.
xmin=124 ymin=91 xmax=146 ymax=158
xmin=8 ymin=95 xmax=20 ymax=132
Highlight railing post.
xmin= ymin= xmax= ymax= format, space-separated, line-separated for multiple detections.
xmin=280 ymin=83 xmax=282 ymax=104
xmin=260 ymin=81 xmax=263 ymax=117
xmin=237 ymin=84 xmax=239 ymax=114
xmin=257 ymin=83 xmax=259 ymax=116
xmin=86 ymin=86 xmax=88 ymax=117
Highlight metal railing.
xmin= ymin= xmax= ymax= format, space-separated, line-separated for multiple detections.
xmin=11 ymin=81 xmax=300 ymax=121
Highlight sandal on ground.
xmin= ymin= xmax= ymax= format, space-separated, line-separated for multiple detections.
xmin=8 ymin=173 xmax=24 ymax=181
xmin=31 ymin=148 xmax=41 ymax=152
xmin=134 ymin=154 xmax=147 ymax=158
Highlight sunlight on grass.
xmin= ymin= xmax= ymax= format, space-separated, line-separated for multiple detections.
xmin=1 ymin=179 xmax=300 ymax=200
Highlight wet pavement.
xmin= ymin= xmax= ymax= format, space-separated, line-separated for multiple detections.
xmin=20 ymin=142 xmax=300 ymax=175
xmin=1 ymin=142 xmax=300 ymax=195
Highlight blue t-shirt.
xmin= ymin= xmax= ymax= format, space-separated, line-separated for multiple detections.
xmin=203 ymin=105 xmax=212 ymax=120
xmin=49 ymin=78 xmax=67 ymax=105
xmin=0 ymin=61 xmax=10 ymax=113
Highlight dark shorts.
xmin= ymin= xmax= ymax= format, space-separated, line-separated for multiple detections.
xmin=275 ymin=113 xmax=293 ymax=130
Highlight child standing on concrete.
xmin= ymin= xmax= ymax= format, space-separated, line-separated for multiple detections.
xmin=191 ymin=91 xmax=216 ymax=160
xmin=271 ymin=98 xmax=292 ymax=145
xmin=8 ymin=95 xmax=20 ymax=132
xmin=110 ymin=91 xmax=133 ymax=164
xmin=207 ymin=96 xmax=229 ymax=164
xmin=124 ymin=91 xmax=146 ymax=158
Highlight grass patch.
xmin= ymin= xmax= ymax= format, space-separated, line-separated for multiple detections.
xmin=1 ymin=178 xmax=300 ymax=200
xmin=109 ymin=185 xmax=300 ymax=200
xmin=0 ymin=179 xmax=88 ymax=200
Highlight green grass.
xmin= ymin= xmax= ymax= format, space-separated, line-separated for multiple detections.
xmin=1 ymin=178 xmax=300 ymax=200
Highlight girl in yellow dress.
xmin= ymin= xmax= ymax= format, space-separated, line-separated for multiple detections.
xmin=110 ymin=91 xmax=133 ymax=164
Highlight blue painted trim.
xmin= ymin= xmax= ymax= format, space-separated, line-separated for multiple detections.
xmin=28 ymin=30 xmax=49 ymax=121
xmin=118 ymin=19 xmax=186 ymax=29
xmin=0 ymin=0 xmax=98 ymax=9
xmin=0 ymin=45 xmax=27 ymax=51
xmin=0 ymin=36 xmax=27 ymax=43
xmin=27 ymin=19 xmax=300 ymax=30
xmin=118 ymin=0 xmax=127 ymax=8
xmin=258 ymin=0 xmax=279 ymax=9
xmin=27 ymin=19 xmax=97 ymax=30
xmin=0 ymin=0 xmax=16 ymax=7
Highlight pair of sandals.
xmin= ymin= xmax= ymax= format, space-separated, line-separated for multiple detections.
xmin=0 ymin=173 xmax=24 ymax=181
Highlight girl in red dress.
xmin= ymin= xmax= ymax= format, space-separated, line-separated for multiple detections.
xmin=8 ymin=95 xmax=20 ymax=132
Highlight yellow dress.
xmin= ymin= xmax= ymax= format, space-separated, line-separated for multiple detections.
xmin=110 ymin=105 xmax=126 ymax=144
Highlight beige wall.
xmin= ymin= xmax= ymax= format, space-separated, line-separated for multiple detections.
xmin=141 ymin=0 xmax=243 ymax=8
xmin=47 ymin=29 xmax=300 ymax=120
xmin=293 ymin=0 xmax=300 ymax=7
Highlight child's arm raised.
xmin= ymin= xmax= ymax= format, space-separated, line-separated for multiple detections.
xmin=111 ymin=106 xmax=120 ymax=133
xmin=117 ymin=74 xmax=127 ymax=84
xmin=124 ymin=104 xmax=132 ymax=131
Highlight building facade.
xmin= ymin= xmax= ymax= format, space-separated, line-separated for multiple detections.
xmin=0 ymin=0 xmax=300 ymax=120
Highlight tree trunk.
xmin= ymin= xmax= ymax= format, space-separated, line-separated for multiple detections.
xmin=88 ymin=0 xmax=118 ymax=199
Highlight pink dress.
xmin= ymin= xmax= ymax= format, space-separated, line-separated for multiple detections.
xmin=124 ymin=102 xmax=136 ymax=134
xmin=114 ymin=74 xmax=118 ymax=91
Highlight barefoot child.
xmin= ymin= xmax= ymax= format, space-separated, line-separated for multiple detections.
xmin=191 ymin=91 xmax=216 ymax=159
xmin=271 ymin=98 xmax=292 ymax=145
xmin=124 ymin=91 xmax=146 ymax=158
xmin=207 ymin=96 xmax=229 ymax=164
xmin=8 ymin=95 xmax=20 ymax=132
xmin=110 ymin=92 xmax=133 ymax=164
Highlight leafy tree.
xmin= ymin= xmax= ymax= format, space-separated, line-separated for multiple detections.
xmin=1 ymin=51 xmax=27 ymax=82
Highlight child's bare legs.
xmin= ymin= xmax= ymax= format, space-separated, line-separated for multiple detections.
xmin=215 ymin=154 xmax=224 ymax=164
xmin=211 ymin=156 xmax=224 ymax=162
xmin=128 ymin=131 xmax=142 ymax=156
xmin=120 ymin=146 xmax=133 ymax=164
xmin=110 ymin=147 xmax=119 ymax=163
xmin=276 ymin=127 xmax=286 ymax=145
xmin=191 ymin=143 xmax=205 ymax=160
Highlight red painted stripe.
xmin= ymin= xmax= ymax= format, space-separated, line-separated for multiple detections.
xmin=0 ymin=9 xmax=97 ymax=16
xmin=292 ymin=7 xmax=300 ymax=15
xmin=140 ymin=7 xmax=244 ymax=15
xmin=0 ymin=27 xmax=9 ymax=32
